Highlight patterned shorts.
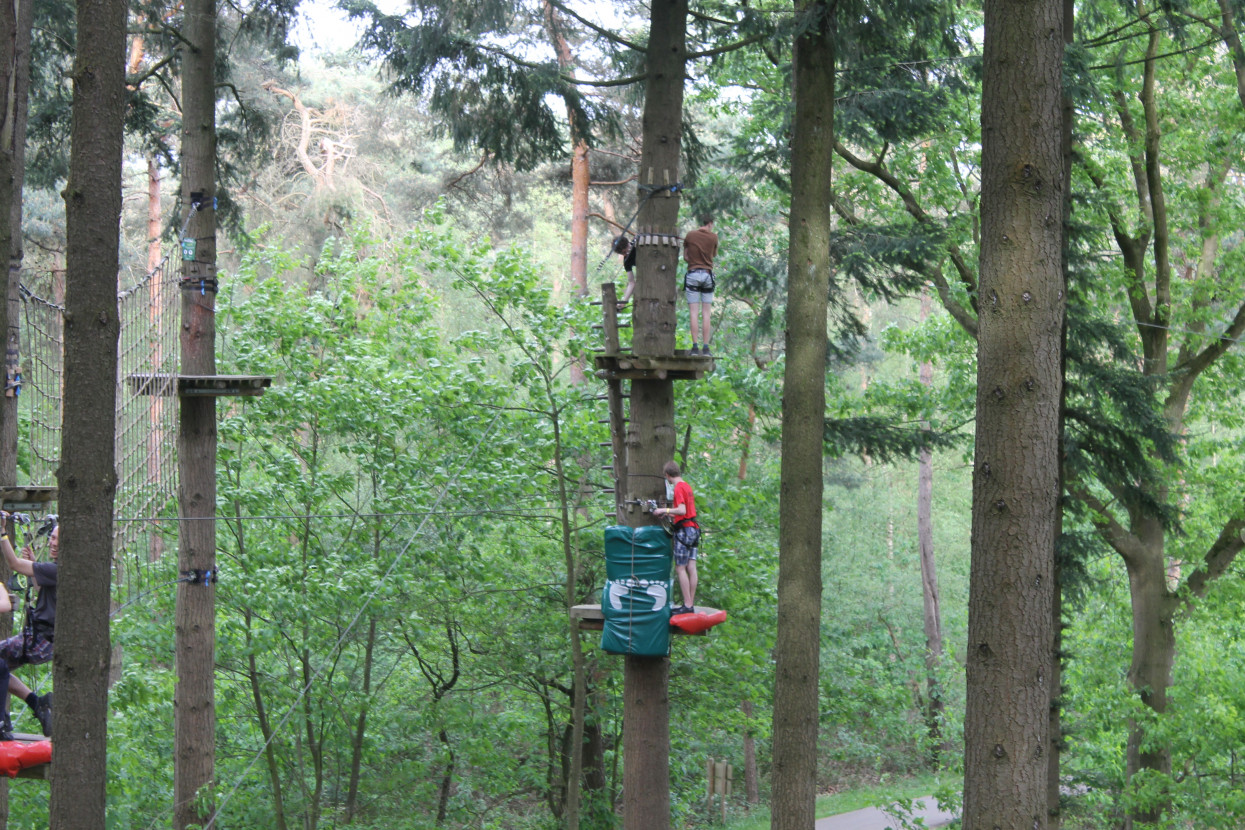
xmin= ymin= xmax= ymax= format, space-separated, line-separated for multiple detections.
xmin=673 ymin=524 xmax=701 ymax=566
xmin=0 ymin=631 xmax=53 ymax=668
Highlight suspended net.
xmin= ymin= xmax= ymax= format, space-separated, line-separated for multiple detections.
xmin=20 ymin=251 xmax=181 ymax=597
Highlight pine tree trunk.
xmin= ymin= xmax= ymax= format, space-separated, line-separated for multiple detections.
xmin=0 ymin=0 xmax=33 ymax=813
xmin=771 ymin=3 xmax=834 ymax=828
xmin=0 ymin=0 xmax=31 ymax=494
xmin=175 ymin=0 xmax=219 ymax=823
xmin=962 ymin=0 xmax=1064 ymax=826
xmin=619 ymin=0 xmax=686 ymax=827
xmin=51 ymin=0 xmax=125 ymax=822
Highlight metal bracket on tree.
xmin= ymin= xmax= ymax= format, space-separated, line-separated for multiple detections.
xmin=179 ymin=568 xmax=218 ymax=587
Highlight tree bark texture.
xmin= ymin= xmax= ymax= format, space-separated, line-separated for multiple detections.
xmin=176 ymin=0 xmax=219 ymax=824
xmin=631 ymin=0 xmax=686 ymax=358
xmin=617 ymin=1 xmax=686 ymax=827
xmin=51 ymin=0 xmax=126 ymax=822
xmin=0 ymin=3 xmax=33 ymax=818
xmin=0 ymin=0 xmax=31 ymax=490
xmin=771 ymin=4 xmax=834 ymax=829
xmin=962 ymin=0 xmax=1064 ymax=827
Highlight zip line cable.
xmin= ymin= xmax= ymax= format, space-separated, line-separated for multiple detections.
xmin=199 ymin=410 xmax=504 ymax=830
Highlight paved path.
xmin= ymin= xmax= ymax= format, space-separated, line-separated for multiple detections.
xmin=814 ymin=796 xmax=957 ymax=830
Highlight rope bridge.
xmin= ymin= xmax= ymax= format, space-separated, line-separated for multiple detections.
xmin=20 ymin=252 xmax=181 ymax=597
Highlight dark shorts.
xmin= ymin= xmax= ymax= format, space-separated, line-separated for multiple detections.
xmin=0 ymin=631 xmax=53 ymax=668
xmin=673 ymin=524 xmax=700 ymax=566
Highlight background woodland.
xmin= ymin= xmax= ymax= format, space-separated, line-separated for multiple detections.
xmin=6 ymin=0 xmax=1245 ymax=828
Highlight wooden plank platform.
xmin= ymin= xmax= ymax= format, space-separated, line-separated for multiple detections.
xmin=593 ymin=352 xmax=714 ymax=381
xmin=0 ymin=487 xmax=57 ymax=510
xmin=571 ymin=603 xmax=722 ymax=635
xmin=128 ymin=373 xmax=272 ymax=397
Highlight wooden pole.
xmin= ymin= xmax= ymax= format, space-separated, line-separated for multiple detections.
xmin=175 ymin=0 xmax=218 ymax=823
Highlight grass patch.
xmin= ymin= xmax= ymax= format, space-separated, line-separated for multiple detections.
xmin=724 ymin=773 xmax=952 ymax=830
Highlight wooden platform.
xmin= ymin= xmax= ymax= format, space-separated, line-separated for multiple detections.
xmin=0 ymin=487 xmax=57 ymax=511
xmin=571 ymin=603 xmax=722 ymax=635
xmin=128 ymin=373 xmax=272 ymax=397
xmin=593 ymin=352 xmax=714 ymax=381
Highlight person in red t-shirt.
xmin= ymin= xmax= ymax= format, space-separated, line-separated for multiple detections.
xmin=653 ymin=461 xmax=701 ymax=614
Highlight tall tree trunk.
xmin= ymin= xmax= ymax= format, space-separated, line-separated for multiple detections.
xmin=0 ymin=0 xmax=31 ymax=493
xmin=176 ymin=0 xmax=219 ymax=823
xmin=917 ymin=290 xmax=945 ymax=765
xmin=962 ymin=0 xmax=1064 ymax=827
xmin=543 ymin=0 xmax=591 ymax=385
xmin=0 ymin=0 xmax=33 ymax=817
xmin=772 ymin=3 xmax=834 ymax=828
xmin=1122 ymin=538 xmax=1175 ymax=830
xmin=619 ymin=0 xmax=686 ymax=827
xmin=51 ymin=0 xmax=125 ymax=821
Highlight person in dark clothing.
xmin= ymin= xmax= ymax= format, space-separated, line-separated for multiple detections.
xmin=613 ymin=234 xmax=637 ymax=309
xmin=0 ymin=515 xmax=54 ymax=737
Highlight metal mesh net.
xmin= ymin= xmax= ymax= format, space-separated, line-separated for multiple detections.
xmin=20 ymin=252 xmax=181 ymax=597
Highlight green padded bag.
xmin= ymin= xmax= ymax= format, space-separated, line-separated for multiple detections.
xmin=600 ymin=525 xmax=673 ymax=656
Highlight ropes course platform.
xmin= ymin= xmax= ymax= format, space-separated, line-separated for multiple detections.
xmin=593 ymin=352 xmax=714 ymax=382
xmin=571 ymin=603 xmax=725 ymax=635
xmin=0 ymin=487 xmax=57 ymax=510
xmin=127 ymin=373 xmax=272 ymax=397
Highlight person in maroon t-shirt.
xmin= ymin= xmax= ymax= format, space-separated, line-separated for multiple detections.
xmin=682 ymin=214 xmax=718 ymax=356
xmin=653 ymin=460 xmax=701 ymax=613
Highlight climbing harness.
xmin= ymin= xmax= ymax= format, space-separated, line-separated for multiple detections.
xmin=684 ymin=270 xmax=716 ymax=293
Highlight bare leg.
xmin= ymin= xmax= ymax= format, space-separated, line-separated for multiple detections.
xmin=701 ymin=303 xmax=713 ymax=347
xmin=8 ymin=675 xmax=30 ymax=701
xmin=685 ymin=559 xmax=698 ymax=608
xmin=688 ymin=301 xmax=702 ymax=346
xmin=676 ymin=563 xmax=692 ymax=607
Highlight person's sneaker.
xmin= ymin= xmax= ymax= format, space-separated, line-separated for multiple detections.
xmin=690 ymin=345 xmax=700 ymax=356
xmin=30 ymin=694 xmax=51 ymax=737
xmin=701 ymin=345 xmax=711 ymax=357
